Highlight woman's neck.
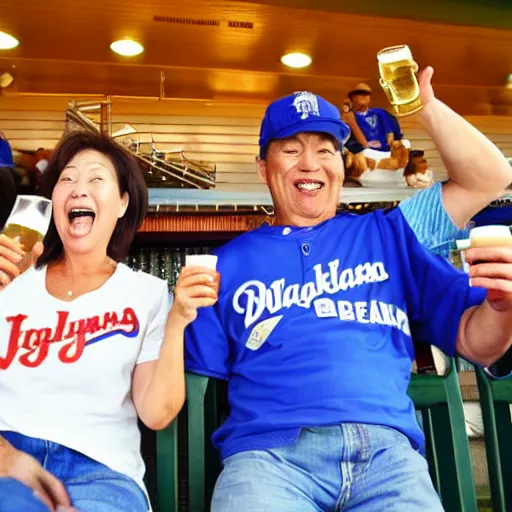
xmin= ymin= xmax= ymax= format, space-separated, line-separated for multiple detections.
xmin=45 ymin=250 xmax=118 ymax=301
xmin=56 ymin=251 xmax=114 ymax=277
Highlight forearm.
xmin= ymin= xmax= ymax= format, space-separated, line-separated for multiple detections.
xmin=0 ymin=435 xmax=16 ymax=474
xmin=137 ymin=313 xmax=187 ymax=430
xmin=344 ymin=114 xmax=368 ymax=147
xmin=456 ymin=302 xmax=512 ymax=366
xmin=417 ymin=99 xmax=512 ymax=194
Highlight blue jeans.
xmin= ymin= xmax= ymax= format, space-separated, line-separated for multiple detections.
xmin=0 ymin=431 xmax=148 ymax=512
xmin=212 ymin=423 xmax=444 ymax=511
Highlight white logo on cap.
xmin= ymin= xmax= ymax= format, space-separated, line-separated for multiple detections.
xmin=293 ymin=91 xmax=320 ymax=120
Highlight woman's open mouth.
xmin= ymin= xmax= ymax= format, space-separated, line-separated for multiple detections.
xmin=67 ymin=208 xmax=96 ymax=237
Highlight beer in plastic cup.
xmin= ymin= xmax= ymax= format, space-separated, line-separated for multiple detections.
xmin=469 ymin=225 xmax=512 ymax=249
xmin=2 ymin=196 xmax=52 ymax=259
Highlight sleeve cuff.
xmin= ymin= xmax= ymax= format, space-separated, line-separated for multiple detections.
xmin=136 ymin=351 xmax=161 ymax=365
xmin=185 ymin=363 xmax=229 ymax=381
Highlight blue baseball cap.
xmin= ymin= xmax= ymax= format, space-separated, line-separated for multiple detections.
xmin=0 ymin=138 xmax=14 ymax=167
xmin=258 ymin=91 xmax=350 ymax=157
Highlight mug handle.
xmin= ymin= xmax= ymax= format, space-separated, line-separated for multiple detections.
xmin=379 ymin=78 xmax=395 ymax=104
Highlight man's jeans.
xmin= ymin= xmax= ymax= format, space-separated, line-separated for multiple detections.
xmin=212 ymin=423 xmax=444 ymax=511
xmin=0 ymin=431 xmax=148 ymax=512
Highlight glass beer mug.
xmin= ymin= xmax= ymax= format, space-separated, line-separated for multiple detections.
xmin=377 ymin=45 xmax=423 ymax=117
xmin=2 ymin=195 xmax=52 ymax=254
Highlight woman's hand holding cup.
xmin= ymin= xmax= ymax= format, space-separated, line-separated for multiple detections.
xmin=0 ymin=234 xmax=44 ymax=289
xmin=170 ymin=255 xmax=220 ymax=326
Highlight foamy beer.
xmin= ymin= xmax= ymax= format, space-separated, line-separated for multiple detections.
xmin=470 ymin=225 xmax=512 ymax=250
xmin=185 ymin=254 xmax=220 ymax=289
xmin=377 ymin=45 xmax=423 ymax=117
xmin=2 ymin=195 xmax=52 ymax=252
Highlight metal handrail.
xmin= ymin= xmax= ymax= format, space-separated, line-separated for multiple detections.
xmin=65 ymin=101 xmax=215 ymax=189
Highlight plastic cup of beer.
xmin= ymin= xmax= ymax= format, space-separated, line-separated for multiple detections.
xmin=469 ymin=225 xmax=512 ymax=251
xmin=185 ymin=254 xmax=220 ymax=289
xmin=377 ymin=45 xmax=423 ymax=117
xmin=2 ymin=195 xmax=52 ymax=258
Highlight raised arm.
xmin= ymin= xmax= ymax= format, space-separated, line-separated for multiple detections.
xmin=416 ymin=67 xmax=512 ymax=228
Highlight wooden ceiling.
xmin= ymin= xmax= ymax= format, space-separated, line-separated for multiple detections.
xmin=0 ymin=0 xmax=512 ymax=114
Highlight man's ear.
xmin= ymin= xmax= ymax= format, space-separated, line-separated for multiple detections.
xmin=256 ymin=157 xmax=268 ymax=185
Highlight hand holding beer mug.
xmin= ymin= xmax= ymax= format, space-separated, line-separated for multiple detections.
xmin=0 ymin=195 xmax=51 ymax=285
xmin=171 ymin=254 xmax=220 ymax=325
xmin=466 ymin=225 xmax=512 ymax=311
xmin=377 ymin=45 xmax=423 ymax=117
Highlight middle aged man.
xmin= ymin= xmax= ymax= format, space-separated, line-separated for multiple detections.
xmin=185 ymin=69 xmax=512 ymax=511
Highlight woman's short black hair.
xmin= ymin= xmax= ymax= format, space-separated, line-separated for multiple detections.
xmin=36 ymin=130 xmax=148 ymax=268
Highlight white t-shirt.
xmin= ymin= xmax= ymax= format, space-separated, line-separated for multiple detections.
xmin=0 ymin=263 xmax=169 ymax=498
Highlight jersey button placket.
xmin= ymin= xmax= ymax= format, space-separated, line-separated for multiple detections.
xmin=299 ymin=241 xmax=313 ymax=282
xmin=301 ymin=242 xmax=312 ymax=256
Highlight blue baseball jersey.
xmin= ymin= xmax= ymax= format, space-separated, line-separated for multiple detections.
xmin=355 ymin=107 xmax=395 ymax=151
xmin=185 ymin=208 xmax=486 ymax=460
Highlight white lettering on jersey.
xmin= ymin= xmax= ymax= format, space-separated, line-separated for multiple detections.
xmin=233 ymin=259 xmax=390 ymax=328
xmin=333 ymin=299 xmax=411 ymax=336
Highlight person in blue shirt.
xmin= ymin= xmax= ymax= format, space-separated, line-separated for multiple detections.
xmin=401 ymin=160 xmax=512 ymax=386
xmin=0 ymin=135 xmax=14 ymax=169
xmin=185 ymin=73 xmax=512 ymax=510
xmin=344 ymin=82 xmax=402 ymax=153
xmin=0 ymin=135 xmax=18 ymax=231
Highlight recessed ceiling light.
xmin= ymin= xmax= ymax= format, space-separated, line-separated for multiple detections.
xmin=280 ymin=52 xmax=312 ymax=69
xmin=506 ymin=73 xmax=512 ymax=89
xmin=110 ymin=39 xmax=144 ymax=57
xmin=0 ymin=31 xmax=19 ymax=50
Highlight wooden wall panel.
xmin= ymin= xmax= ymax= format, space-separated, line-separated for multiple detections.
xmin=110 ymin=109 xmax=260 ymax=190
xmin=1 ymin=96 xmax=510 ymax=190
xmin=401 ymin=116 xmax=512 ymax=182
xmin=112 ymin=110 xmax=512 ymax=187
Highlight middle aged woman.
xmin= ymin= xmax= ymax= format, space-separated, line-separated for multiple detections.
xmin=0 ymin=130 xmax=218 ymax=512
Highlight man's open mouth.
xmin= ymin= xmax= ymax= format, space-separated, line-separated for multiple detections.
xmin=294 ymin=180 xmax=324 ymax=191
